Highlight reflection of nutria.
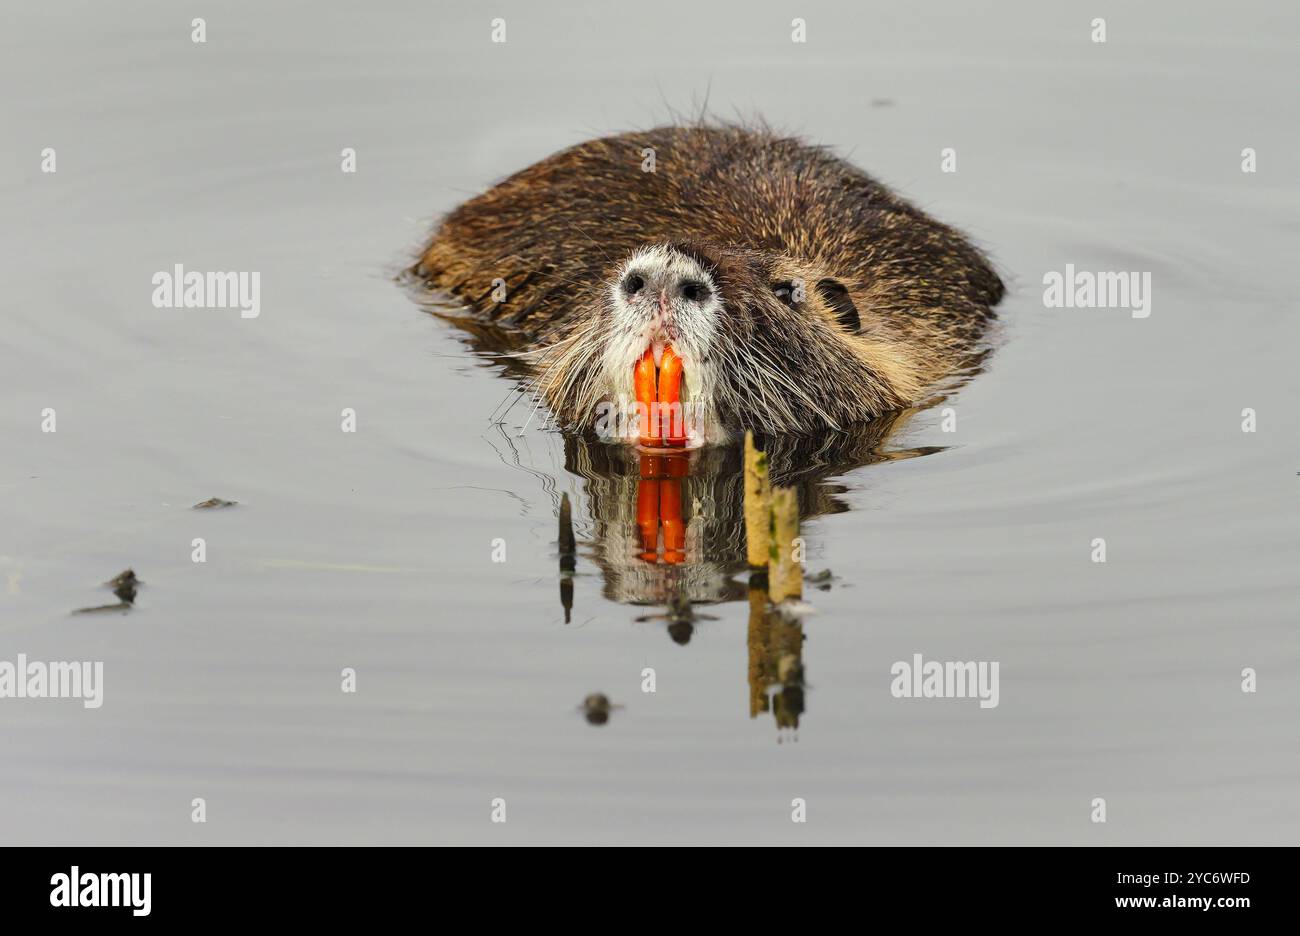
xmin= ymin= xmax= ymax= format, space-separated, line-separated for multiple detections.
xmin=561 ymin=413 xmax=927 ymax=609
xmin=411 ymin=124 xmax=1003 ymax=445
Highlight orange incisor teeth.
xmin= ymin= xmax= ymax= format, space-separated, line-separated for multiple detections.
xmin=635 ymin=345 xmax=686 ymax=447
xmin=634 ymin=348 xmax=659 ymax=445
xmin=658 ymin=346 xmax=686 ymax=445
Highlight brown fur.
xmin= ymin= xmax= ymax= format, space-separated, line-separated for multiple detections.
xmin=411 ymin=124 xmax=1003 ymax=435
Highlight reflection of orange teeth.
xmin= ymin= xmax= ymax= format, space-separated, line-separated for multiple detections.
xmin=659 ymin=478 xmax=684 ymax=563
xmin=663 ymin=453 xmax=689 ymax=478
xmin=637 ymin=455 xmax=689 ymax=564
xmin=634 ymin=348 xmax=659 ymax=445
xmin=639 ymin=453 xmax=689 ymax=480
xmin=636 ymin=478 xmax=659 ymax=559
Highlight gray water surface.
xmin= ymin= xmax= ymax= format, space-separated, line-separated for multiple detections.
xmin=2 ymin=0 xmax=1298 ymax=845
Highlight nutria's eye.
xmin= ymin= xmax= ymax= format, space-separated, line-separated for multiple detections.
xmin=680 ymin=280 xmax=710 ymax=302
xmin=622 ymin=273 xmax=646 ymax=296
xmin=772 ymin=281 xmax=800 ymax=306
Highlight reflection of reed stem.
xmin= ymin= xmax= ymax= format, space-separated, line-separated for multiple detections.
xmin=746 ymin=575 xmax=807 ymax=730
xmin=559 ymin=493 xmax=576 ymax=573
xmin=559 ymin=492 xmax=576 ymax=623
xmin=743 ymin=431 xmax=771 ymax=568
xmin=747 ymin=583 xmax=771 ymax=717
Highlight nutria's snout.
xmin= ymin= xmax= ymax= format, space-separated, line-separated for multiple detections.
xmin=590 ymin=244 xmax=724 ymax=446
xmin=613 ymin=244 xmax=720 ymax=364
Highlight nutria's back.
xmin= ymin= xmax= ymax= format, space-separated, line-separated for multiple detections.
xmin=413 ymin=124 xmax=1003 ymax=443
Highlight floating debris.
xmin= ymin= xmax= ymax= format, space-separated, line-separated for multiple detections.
xmin=805 ymin=568 xmax=836 ymax=591
xmin=579 ymin=692 xmax=623 ymax=726
xmin=192 ymin=497 xmax=237 ymax=509
xmin=75 ymin=568 xmax=139 ymax=614
xmin=105 ymin=568 xmax=139 ymax=593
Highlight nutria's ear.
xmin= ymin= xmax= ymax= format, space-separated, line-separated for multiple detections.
xmin=816 ymin=279 xmax=861 ymax=332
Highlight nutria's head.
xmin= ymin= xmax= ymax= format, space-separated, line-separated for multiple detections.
xmin=533 ymin=242 xmax=925 ymax=445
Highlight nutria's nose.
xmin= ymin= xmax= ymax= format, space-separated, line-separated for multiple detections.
xmin=621 ymin=269 xmax=712 ymax=305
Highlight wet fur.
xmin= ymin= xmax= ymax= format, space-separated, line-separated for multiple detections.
xmin=411 ymin=123 xmax=1003 ymax=437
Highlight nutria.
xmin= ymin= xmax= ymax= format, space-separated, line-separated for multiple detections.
xmin=411 ymin=123 xmax=1003 ymax=445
